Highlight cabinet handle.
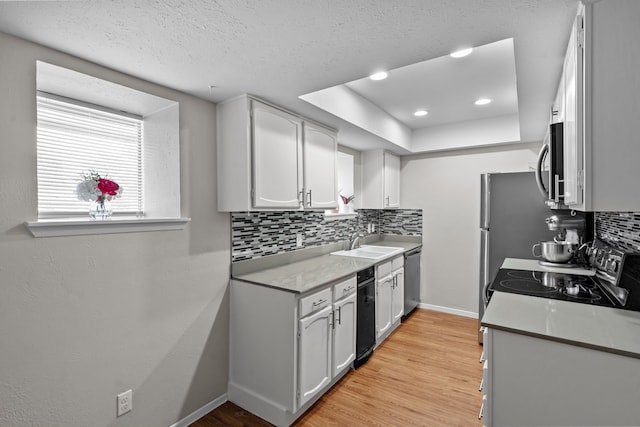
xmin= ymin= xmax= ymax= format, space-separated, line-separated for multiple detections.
xmin=554 ymin=174 xmax=565 ymax=203
xmin=479 ymin=349 xmax=485 ymax=363
xmin=337 ymin=306 xmax=342 ymax=325
xmin=385 ymin=196 xmax=390 ymax=207
xmin=343 ymin=286 xmax=354 ymax=294
xmin=479 ymin=377 xmax=484 ymax=392
xmin=307 ymin=189 xmax=312 ymax=207
xmin=298 ymin=189 xmax=304 ymax=205
xmin=312 ymin=299 xmax=327 ymax=307
xmin=330 ymin=310 xmax=335 ymax=329
xmin=478 ymin=399 xmax=485 ymax=419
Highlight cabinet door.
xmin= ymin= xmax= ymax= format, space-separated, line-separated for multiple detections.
xmin=391 ymin=269 xmax=405 ymax=324
xmin=384 ymin=152 xmax=400 ymax=208
xmin=563 ymin=12 xmax=584 ymax=206
xmin=252 ymin=101 xmax=303 ymax=208
xmin=298 ymin=305 xmax=332 ymax=409
xmin=303 ymin=124 xmax=337 ymax=209
xmin=332 ymin=292 xmax=356 ymax=377
xmin=376 ymin=276 xmax=393 ymax=340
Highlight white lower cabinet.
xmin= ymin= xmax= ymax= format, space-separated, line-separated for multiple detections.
xmin=376 ymin=255 xmax=404 ymax=344
xmin=375 ymin=274 xmax=393 ymax=340
xmin=332 ymin=290 xmax=356 ymax=377
xmin=483 ymin=327 xmax=640 ymax=426
xmin=298 ymin=304 xmax=332 ymax=407
xmin=391 ymin=266 xmax=404 ymax=324
xmin=229 ymin=275 xmax=356 ymax=427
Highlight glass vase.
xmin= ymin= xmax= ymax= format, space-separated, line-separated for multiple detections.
xmin=89 ymin=199 xmax=112 ymax=220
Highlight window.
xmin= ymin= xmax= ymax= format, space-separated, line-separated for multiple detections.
xmin=26 ymin=61 xmax=188 ymax=237
xmin=37 ymin=93 xmax=144 ymax=217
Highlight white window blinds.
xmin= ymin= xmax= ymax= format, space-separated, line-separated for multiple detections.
xmin=37 ymin=94 xmax=143 ymax=217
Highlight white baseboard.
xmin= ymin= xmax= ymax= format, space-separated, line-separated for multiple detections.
xmin=419 ymin=303 xmax=478 ymax=319
xmin=169 ymin=393 xmax=228 ymax=427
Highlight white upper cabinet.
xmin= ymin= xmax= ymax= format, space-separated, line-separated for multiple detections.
xmin=560 ymin=8 xmax=582 ymax=207
xmin=216 ymin=94 xmax=337 ymax=211
xmin=384 ymin=152 xmax=401 ymax=208
xmin=303 ymin=123 xmax=338 ymax=209
xmin=362 ymin=150 xmax=401 ymax=209
xmin=558 ymin=1 xmax=640 ymax=211
xmin=253 ymin=102 xmax=303 ymax=208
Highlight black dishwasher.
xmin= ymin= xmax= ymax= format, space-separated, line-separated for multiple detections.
xmin=354 ymin=266 xmax=376 ymax=368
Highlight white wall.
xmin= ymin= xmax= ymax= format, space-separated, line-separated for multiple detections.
xmin=401 ymin=142 xmax=541 ymax=315
xmin=0 ymin=32 xmax=229 ymax=427
xmin=411 ymin=113 xmax=521 ymax=153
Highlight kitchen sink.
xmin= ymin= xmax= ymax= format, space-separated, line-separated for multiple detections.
xmin=331 ymin=245 xmax=404 ymax=260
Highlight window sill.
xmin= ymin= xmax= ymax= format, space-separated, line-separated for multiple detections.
xmin=24 ymin=217 xmax=191 ymax=238
xmin=324 ymin=212 xmax=358 ymax=221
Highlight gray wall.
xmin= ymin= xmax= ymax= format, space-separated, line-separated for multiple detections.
xmin=0 ymin=32 xmax=230 ymax=427
xmin=401 ymin=142 xmax=541 ymax=315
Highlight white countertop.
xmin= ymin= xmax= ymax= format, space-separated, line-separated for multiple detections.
xmin=483 ymin=286 xmax=640 ymax=359
xmin=233 ymin=240 xmax=422 ymax=294
xmin=501 ymin=257 xmax=595 ymax=276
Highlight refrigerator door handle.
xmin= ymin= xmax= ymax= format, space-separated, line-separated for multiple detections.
xmin=480 ymin=174 xmax=490 ymax=229
xmin=480 ymin=229 xmax=490 ymax=306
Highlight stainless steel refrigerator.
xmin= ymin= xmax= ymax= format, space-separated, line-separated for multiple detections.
xmin=478 ymin=171 xmax=556 ymax=342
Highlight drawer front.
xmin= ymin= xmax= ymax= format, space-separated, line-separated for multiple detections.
xmin=377 ymin=260 xmax=392 ymax=278
xmin=333 ymin=275 xmax=357 ymax=301
xmin=299 ymin=287 xmax=332 ymax=317
xmin=391 ymin=255 xmax=404 ymax=271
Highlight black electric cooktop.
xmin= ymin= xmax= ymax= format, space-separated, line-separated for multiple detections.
xmin=489 ymin=268 xmax=617 ymax=308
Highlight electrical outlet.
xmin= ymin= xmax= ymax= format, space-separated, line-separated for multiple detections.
xmin=296 ymin=232 xmax=303 ymax=248
xmin=117 ymin=389 xmax=132 ymax=417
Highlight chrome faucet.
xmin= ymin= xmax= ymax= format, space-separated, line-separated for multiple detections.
xmin=349 ymin=232 xmax=363 ymax=250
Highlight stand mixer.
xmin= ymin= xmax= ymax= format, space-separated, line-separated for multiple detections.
xmin=545 ymin=213 xmax=586 ymax=245
xmin=531 ymin=212 xmax=587 ymax=267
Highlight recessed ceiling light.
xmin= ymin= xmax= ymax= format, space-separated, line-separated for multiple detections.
xmin=414 ymin=110 xmax=428 ymax=117
xmin=369 ymin=71 xmax=388 ymax=81
xmin=450 ymin=48 xmax=473 ymax=58
xmin=474 ymin=98 xmax=492 ymax=106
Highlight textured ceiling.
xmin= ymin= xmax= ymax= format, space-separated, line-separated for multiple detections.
xmin=0 ymin=0 xmax=580 ymax=152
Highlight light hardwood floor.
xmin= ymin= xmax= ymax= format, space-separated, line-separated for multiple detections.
xmin=191 ymin=309 xmax=484 ymax=426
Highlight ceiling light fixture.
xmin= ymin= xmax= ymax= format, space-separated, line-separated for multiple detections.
xmin=414 ymin=110 xmax=428 ymax=117
xmin=450 ymin=48 xmax=473 ymax=58
xmin=369 ymin=71 xmax=388 ymax=81
xmin=474 ymin=98 xmax=492 ymax=106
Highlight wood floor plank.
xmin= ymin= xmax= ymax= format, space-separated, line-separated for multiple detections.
xmin=191 ymin=309 xmax=484 ymax=427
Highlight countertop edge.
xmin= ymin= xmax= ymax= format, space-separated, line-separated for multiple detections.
xmin=482 ymin=292 xmax=640 ymax=359
xmin=481 ymin=320 xmax=640 ymax=360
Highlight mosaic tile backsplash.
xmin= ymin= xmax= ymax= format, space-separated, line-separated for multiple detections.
xmin=595 ymin=212 xmax=640 ymax=252
xmin=231 ymin=209 xmax=422 ymax=262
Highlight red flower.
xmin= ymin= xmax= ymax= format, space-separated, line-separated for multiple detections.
xmin=97 ymin=178 xmax=120 ymax=196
